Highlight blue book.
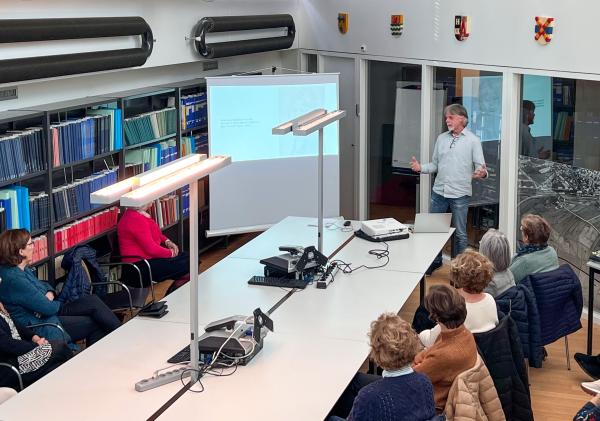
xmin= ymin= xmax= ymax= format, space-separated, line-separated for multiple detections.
xmin=0 ymin=198 xmax=12 ymax=229
xmin=114 ymin=109 xmax=123 ymax=150
xmin=10 ymin=186 xmax=31 ymax=231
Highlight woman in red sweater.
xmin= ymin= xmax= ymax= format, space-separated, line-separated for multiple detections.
xmin=117 ymin=205 xmax=190 ymax=291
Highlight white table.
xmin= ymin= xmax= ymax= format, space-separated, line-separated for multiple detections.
xmin=159 ymin=332 xmax=369 ymax=421
xmin=152 ymin=257 xmax=291 ymax=325
xmin=0 ymin=319 xmax=191 ymax=421
xmin=272 ymin=269 xmax=423 ymax=340
xmin=332 ymin=230 xmax=454 ymax=275
xmin=0 ymin=217 xmax=452 ymax=421
xmin=229 ymin=216 xmax=353 ymax=260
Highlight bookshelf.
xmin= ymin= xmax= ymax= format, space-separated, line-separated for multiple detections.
xmin=552 ymin=78 xmax=576 ymax=164
xmin=0 ymin=78 xmax=217 ymax=284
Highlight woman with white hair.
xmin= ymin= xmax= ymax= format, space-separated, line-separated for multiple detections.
xmin=479 ymin=229 xmax=516 ymax=297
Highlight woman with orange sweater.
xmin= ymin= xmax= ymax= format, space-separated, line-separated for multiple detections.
xmin=413 ymin=284 xmax=478 ymax=412
xmin=117 ymin=205 xmax=190 ymax=290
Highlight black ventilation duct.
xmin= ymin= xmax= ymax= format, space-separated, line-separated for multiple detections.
xmin=194 ymin=14 xmax=295 ymax=59
xmin=0 ymin=17 xmax=154 ymax=84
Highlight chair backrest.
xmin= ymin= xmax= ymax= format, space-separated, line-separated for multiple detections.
xmin=523 ymin=264 xmax=583 ymax=345
xmin=106 ymin=230 xmax=121 ymax=258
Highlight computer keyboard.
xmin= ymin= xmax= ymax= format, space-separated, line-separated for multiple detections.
xmin=168 ymin=345 xmax=192 ymax=364
xmin=247 ymin=275 xmax=308 ymax=289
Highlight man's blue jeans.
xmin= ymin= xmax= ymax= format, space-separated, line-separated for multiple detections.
xmin=430 ymin=191 xmax=470 ymax=265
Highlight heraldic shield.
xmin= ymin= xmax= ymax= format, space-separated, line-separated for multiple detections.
xmin=535 ymin=16 xmax=554 ymax=45
xmin=454 ymin=15 xmax=469 ymax=41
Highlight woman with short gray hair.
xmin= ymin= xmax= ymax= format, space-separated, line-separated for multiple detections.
xmin=479 ymin=229 xmax=516 ymax=297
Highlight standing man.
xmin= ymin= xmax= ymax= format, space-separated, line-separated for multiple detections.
xmin=410 ymin=103 xmax=487 ymax=274
xmin=520 ymin=100 xmax=551 ymax=159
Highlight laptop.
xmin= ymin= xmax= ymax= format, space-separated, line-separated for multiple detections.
xmin=413 ymin=213 xmax=452 ymax=233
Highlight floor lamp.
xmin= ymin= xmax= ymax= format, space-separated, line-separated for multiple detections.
xmin=272 ymin=109 xmax=346 ymax=253
xmin=91 ymin=153 xmax=231 ymax=385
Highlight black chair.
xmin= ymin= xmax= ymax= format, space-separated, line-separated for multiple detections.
xmin=105 ymin=230 xmax=157 ymax=303
xmin=0 ymin=363 xmax=22 ymax=391
xmin=29 ymin=322 xmax=67 ymax=342
xmin=81 ymin=260 xmax=149 ymax=319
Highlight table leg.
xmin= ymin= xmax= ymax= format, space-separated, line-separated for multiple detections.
xmin=588 ymin=268 xmax=596 ymax=355
xmin=420 ymin=276 xmax=426 ymax=305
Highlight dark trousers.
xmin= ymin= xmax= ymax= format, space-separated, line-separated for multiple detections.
xmin=329 ymin=372 xmax=380 ymax=418
xmin=412 ymin=304 xmax=436 ymax=333
xmin=59 ymin=295 xmax=120 ymax=346
xmin=123 ymin=252 xmax=190 ymax=287
xmin=21 ymin=340 xmax=73 ymax=387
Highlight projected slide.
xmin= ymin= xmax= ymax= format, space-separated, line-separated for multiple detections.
xmin=209 ymin=83 xmax=338 ymax=162
xmin=523 ymin=75 xmax=552 ymax=138
xmin=207 ymin=73 xmax=340 ymax=235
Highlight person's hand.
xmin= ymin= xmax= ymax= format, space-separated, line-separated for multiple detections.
xmin=472 ymin=163 xmax=487 ymax=179
xmin=413 ymin=351 xmax=425 ymax=365
xmin=32 ymin=335 xmax=48 ymax=346
xmin=410 ymin=156 xmax=421 ymax=173
xmin=45 ymin=291 xmax=55 ymax=301
xmin=537 ymin=146 xmax=551 ymax=159
xmin=165 ymin=240 xmax=179 ymax=256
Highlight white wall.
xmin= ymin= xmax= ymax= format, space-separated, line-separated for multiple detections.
xmin=298 ymin=0 xmax=597 ymax=75
xmin=0 ymin=0 xmax=301 ymax=109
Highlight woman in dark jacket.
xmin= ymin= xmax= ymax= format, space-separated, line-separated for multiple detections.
xmin=0 ymin=229 xmax=120 ymax=347
xmin=0 ymin=301 xmax=72 ymax=388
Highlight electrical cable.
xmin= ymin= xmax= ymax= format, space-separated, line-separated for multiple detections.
xmin=330 ymin=241 xmax=390 ymax=274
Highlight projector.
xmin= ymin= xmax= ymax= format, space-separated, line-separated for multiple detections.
xmin=361 ymin=218 xmax=408 ymax=239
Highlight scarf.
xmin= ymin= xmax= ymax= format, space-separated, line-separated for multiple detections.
xmin=516 ymin=243 xmax=547 ymax=258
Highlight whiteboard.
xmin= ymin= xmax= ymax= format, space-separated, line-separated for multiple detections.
xmin=392 ymin=83 xmax=446 ymax=168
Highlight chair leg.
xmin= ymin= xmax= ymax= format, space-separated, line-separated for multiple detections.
xmin=565 ymin=336 xmax=571 ymax=370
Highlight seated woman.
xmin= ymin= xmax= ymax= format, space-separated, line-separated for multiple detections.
xmin=509 ymin=214 xmax=559 ymax=283
xmin=0 ymin=229 xmax=120 ymax=347
xmin=479 ymin=229 xmax=516 ymax=297
xmin=117 ymin=205 xmax=190 ymax=290
xmin=418 ymin=250 xmax=498 ymax=347
xmin=413 ymin=284 xmax=478 ymax=412
xmin=0 ymin=301 xmax=72 ymax=389
xmin=328 ymin=314 xmax=436 ymax=421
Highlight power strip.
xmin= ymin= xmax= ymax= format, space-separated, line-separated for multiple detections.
xmin=135 ymin=366 xmax=192 ymax=392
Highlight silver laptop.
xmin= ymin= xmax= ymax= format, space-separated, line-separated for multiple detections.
xmin=413 ymin=213 xmax=452 ymax=233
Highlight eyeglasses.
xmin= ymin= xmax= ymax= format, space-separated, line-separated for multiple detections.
xmin=25 ymin=241 xmax=34 ymax=248
xmin=450 ymin=137 xmax=458 ymax=149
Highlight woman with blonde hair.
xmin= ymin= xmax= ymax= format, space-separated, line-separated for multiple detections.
xmin=328 ymin=314 xmax=435 ymax=421
xmin=419 ymin=250 xmax=498 ymax=347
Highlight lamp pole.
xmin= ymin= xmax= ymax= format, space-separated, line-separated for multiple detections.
xmin=318 ymin=128 xmax=324 ymax=253
xmin=188 ymin=180 xmax=200 ymax=379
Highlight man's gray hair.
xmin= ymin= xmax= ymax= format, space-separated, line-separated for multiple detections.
xmin=444 ymin=103 xmax=469 ymax=126
xmin=479 ymin=228 xmax=511 ymax=272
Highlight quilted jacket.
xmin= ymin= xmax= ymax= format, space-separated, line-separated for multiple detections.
xmin=495 ymin=285 xmax=543 ymax=368
xmin=475 ymin=315 xmax=534 ymax=421
xmin=58 ymin=245 xmax=106 ymax=304
xmin=520 ymin=264 xmax=583 ymax=345
xmin=443 ymin=354 xmax=506 ymax=421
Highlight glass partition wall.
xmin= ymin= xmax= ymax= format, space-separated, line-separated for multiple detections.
xmin=518 ymin=76 xmax=600 ymax=291
xmin=367 ymin=61 xmax=421 ymax=221
xmin=430 ymin=67 xmax=503 ymax=251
